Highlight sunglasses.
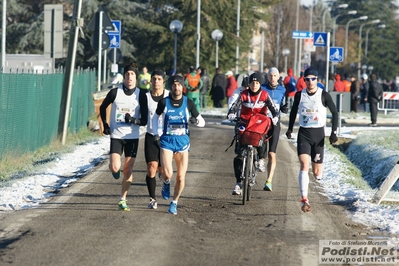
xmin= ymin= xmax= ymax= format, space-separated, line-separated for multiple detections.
xmin=304 ymin=77 xmax=317 ymax=82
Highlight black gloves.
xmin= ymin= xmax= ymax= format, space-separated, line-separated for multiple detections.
xmin=125 ymin=113 xmax=141 ymax=125
xmin=154 ymin=134 xmax=160 ymax=147
xmin=329 ymin=132 xmax=338 ymax=144
xmin=103 ymin=123 xmax=111 ymax=135
xmin=189 ymin=116 xmax=197 ymax=124
xmin=285 ymin=129 xmax=292 ymax=139
xmin=280 ymin=103 xmax=288 ymax=114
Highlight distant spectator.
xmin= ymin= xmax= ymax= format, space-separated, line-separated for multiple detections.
xmin=138 ymin=66 xmax=151 ymax=90
xmin=225 ymin=70 xmax=238 ymax=103
xmin=360 ymin=73 xmax=369 ymax=112
xmin=263 ymin=66 xmax=269 ymax=84
xmin=296 ymin=71 xmax=306 ymax=92
xmin=210 ymin=67 xmax=227 ymax=108
xmin=343 ymin=73 xmax=351 ymax=92
xmin=334 ymin=74 xmax=345 ymax=92
xmin=185 ymin=66 xmax=203 ymax=112
xmin=198 ymin=67 xmax=211 ymax=109
xmin=390 ymin=80 xmax=398 ymax=92
xmin=382 ymin=80 xmax=390 ymax=92
xmin=327 ymin=73 xmax=335 ymax=92
xmin=350 ymin=75 xmax=360 ymax=112
xmin=283 ymin=68 xmax=296 ymax=109
xmin=368 ymin=73 xmax=383 ymax=126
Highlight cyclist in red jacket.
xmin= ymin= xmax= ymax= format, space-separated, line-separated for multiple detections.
xmin=227 ymin=72 xmax=279 ymax=196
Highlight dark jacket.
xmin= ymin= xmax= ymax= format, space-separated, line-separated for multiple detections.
xmin=350 ymin=80 xmax=360 ymax=100
xmin=200 ymin=72 xmax=211 ymax=95
xmin=210 ymin=74 xmax=227 ymax=101
xmin=368 ymin=80 xmax=383 ymax=102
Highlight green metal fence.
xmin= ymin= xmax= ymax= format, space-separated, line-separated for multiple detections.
xmin=0 ymin=68 xmax=96 ymax=160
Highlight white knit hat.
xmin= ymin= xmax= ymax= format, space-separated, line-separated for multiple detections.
xmin=268 ymin=67 xmax=280 ymax=78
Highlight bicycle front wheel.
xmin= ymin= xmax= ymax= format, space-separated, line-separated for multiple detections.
xmin=242 ymin=147 xmax=253 ymax=205
xmin=246 ymin=148 xmax=255 ymax=201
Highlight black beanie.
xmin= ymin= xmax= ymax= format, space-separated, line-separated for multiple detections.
xmin=304 ymin=66 xmax=318 ymax=77
xmin=151 ymin=69 xmax=165 ymax=79
xmin=249 ymin=72 xmax=263 ymax=83
xmin=123 ymin=63 xmax=139 ymax=78
xmin=169 ymin=75 xmax=185 ymax=87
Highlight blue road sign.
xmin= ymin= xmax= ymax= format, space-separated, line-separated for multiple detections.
xmin=292 ymin=30 xmax=313 ymax=39
xmin=107 ymin=20 xmax=121 ymax=49
xmin=108 ymin=35 xmax=120 ymax=49
xmin=108 ymin=20 xmax=121 ymax=34
xmin=313 ymin=32 xmax=327 ymax=47
xmin=329 ymin=47 xmax=344 ymax=62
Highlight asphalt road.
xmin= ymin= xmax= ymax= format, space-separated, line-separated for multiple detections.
xmin=0 ymin=119 xmax=395 ymax=266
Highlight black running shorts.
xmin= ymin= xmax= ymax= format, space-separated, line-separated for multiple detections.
xmin=297 ymin=127 xmax=325 ymax=163
xmin=110 ymin=138 xmax=139 ymax=158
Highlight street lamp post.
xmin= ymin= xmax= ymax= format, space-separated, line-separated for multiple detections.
xmin=322 ymin=4 xmax=348 ymax=33
xmin=345 ymin=16 xmax=368 ymax=60
xmin=211 ymin=29 xmax=223 ymax=68
xmin=169 ymin=20 xmax=183 ymax=72
xmin=235 ymin=0 xmax=240 ymax=74
xmin=368 ymin=65 xmax=373 ymax=74
xmin=362 ymin=64 xmax=367 ymax=74
xmin=196 ymin=0 xmax=201 ymax=69
xmin=282 ymin=48 xmax=290 ymax=74
xmin=365 ymin=24 xmax=385 ymax=62
xmin=357 ymin=19 xmax=380 ymax=79
xmin=332 ymin=10 xmax=357 ymax=47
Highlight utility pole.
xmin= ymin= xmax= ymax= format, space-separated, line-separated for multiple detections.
xmin=58 ymin=0 xmax=83 ymax=144
xmin=1 ymin=0 xmax=6 ymax=69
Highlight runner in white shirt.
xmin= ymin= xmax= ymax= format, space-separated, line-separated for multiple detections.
xmin=285 ymin=66 xmax=338 ymax=213
xmin=144 ymin=70 xmax=170 ymax=210
xmin=100 ymin=63 xmax=148 ymax=211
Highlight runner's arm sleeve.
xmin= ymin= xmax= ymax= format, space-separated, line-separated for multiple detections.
xmin=322 ymin=90 xmax=338 ymax=132
xmin=138 ymin=89 xmax=148 ymax=126
xmin=152 ymin=100 xmax=165 ymax=135
xmin=288 ymin=91 xmax=301 ymax=131
xmin=188 ymin=98 xmax=200 ymax=117
xmin=187 ymin=99 xmax=205 ymax=127
xmin=99 ymin=88 xmax=117 ymax=126
xmin=228 ymin=96 xmax=242 ymax=116
xmin=266 ymin=94 xmax=279 ymax=118
xmin=155 ymin=98 xmax=166 ymax=115
xmin=228 ymin=89 xmax=240 ymax=110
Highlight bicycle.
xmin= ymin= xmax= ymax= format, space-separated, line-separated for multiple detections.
xmin=239 ymin=143 xmax=258 ymax=205
xmin=226 ymin=114 xmax=273 ymax=205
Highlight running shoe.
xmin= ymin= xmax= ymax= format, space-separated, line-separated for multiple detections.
xmin=118 ymin=200 xmax=130 ymax=211
xmin=158 ymin=172 xmax=163 ymax=181
xmin=112 ymin=170 xmax=121 ymax=179
xmin=301 ymin=199 xmax=311 ymax=213
xmin=168 ymin=202 xmax=177 ymax=215
xmin=315 ymin=175 xmax=322 ymax=181
xmin=263 ymin=181 xmax=272 ymax=191
xmin=232 ymin=183 xmax=242 ymax=195
xmin=148 ymin=198 xmax=158 ymax=209
xmin=162 ymin=182 xmax=170 ymax=200
xmin=256 ymin=159 xmax=266 ymax=172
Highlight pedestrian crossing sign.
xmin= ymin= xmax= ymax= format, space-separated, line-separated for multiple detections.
xmin=313 ymin=32 xmax=327 ymax=47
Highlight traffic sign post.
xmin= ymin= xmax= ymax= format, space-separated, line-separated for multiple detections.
xmin=292 ymin=31 xmax=313 ymax=76
xmin=107 ymin=20 xmax=121 ymax=49
xmin=313 ymin=32 xmax=327 ymax=47
xmin=329 ymin=47 xmax=344 ymax=62
xmin=292 ymin=30 xmax=313 ymax=39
